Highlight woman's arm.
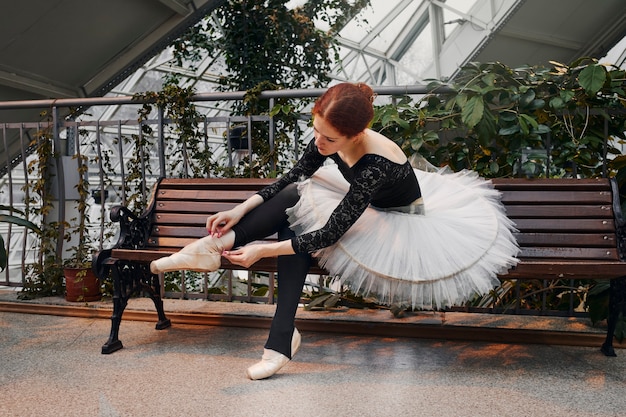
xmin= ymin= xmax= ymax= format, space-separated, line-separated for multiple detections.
xmin=222 ymin=239 xmax=295 ymax=268
xmin=209 ymin=140 xmax=325 ymax=238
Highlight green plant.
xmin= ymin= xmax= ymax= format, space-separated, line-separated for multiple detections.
xmin=0 ymin=205 xmax=41 ymax=271
xmin=20 ymin=123 xmax=65 ymax=298
xmin=372 ymin=59 xmax=626 ymax=180
xmin=63 ymin=151 xmax=94 ymax=269
xmin=165 ymin=0 xmax=371 ymax=179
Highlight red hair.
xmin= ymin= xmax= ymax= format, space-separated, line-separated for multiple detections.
xmin=312 ymin=82 xmax=374 ymax=137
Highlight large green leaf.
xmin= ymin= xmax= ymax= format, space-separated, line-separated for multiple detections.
xmin=579 ymin=64 xmax=607 ymax=95
xmin=0 ymin=205 xmax=26 ymax=216
xmin=0 ymin=214 xmax=41 ymax=233
xmin=519 ymin=89 xmax=536 ymax=108
xmin=0 ymin=236 xmax=6 ymax=271
xmin=461 ymin=95 xmax=484 ymax=128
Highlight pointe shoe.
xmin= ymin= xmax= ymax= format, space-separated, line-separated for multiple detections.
xmin=150 ymin=235 xmax=224 ymax=274
xmin=246 ymin=328 xmax=301 ymax=380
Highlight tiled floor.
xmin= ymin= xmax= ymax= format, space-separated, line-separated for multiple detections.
xmin=1 ymin=293 xmax=626 ymax=416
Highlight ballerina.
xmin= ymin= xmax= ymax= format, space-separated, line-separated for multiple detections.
xmin=151 ymin=82 xmax=519 ymax=380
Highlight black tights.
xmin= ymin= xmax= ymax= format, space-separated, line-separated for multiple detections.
xmin=231 ymin=184 xmax=311 ymax=358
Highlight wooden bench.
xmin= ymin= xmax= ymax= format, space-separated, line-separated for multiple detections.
xmin=93 ymin=177 xmax=626 ymax=356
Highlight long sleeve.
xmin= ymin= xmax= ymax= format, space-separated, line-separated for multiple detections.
xmin=291 ymin=155 xmax=405 ymax=254
xmin=256 ymin=140 xmax=326 ymax=201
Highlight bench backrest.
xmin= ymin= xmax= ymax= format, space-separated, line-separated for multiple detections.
xmin=492 ymin=178 xmax=625 ymax=262
xmin=144 ymin=177 xmax=293 ymax=272
xmin=142 ymin=177 xmax=626 ymax=272
xmin=146 ymin=178 xmax=274 ymax=250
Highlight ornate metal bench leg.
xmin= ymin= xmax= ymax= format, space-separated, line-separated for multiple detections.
xmin=146 ymin=269 xmax=171 ymax=330
xmin=102 ymin=263 xmax=127 ymax=354
xmin=601 ymin=276 xmax=626 ymax=357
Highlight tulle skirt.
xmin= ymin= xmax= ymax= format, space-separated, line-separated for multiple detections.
xmin=286 ymin=164 xmax=520 ymax=310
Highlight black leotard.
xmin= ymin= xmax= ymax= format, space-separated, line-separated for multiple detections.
xmin=257 ymin=139 xmax=421 ymax=254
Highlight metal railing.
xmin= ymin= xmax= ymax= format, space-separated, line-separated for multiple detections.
xmin=0 ymin=85 xmax=442 ymax=298
xmin=0 ymin=85 xmax=617 ymax=318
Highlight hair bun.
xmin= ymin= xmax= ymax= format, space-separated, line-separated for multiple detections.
xmin=355 ymin=82 xmax=374 ymax=103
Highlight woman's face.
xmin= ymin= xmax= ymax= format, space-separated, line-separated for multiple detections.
xmin=312 ymin=115 xmax=350 ymax=156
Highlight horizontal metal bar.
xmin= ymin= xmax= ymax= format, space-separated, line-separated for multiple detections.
xmin=0 ymin=85 xmax=455 ymax=110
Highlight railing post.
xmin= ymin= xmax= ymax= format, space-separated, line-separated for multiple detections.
xmin=95 ymin=121 xmax=105 ymax=250
xmin=546 ymin=130 xmax=551 ymax=177
xmin=269 ymin=97 xmax=275 ymax=172
xmin=52 ymin=106 xmax=66 ymax=264
xmin=603 ymin=117 xmax=609 ymax=178
xmin=158 ymin=107 xmax=166 ymax=177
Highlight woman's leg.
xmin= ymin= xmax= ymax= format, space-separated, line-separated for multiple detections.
xmin=264 ymin=224 xmax=312 ymax=358
xmin=232 ymin=184 xmax=311 ymax=357
xmin=231 ymin=184 xmax=299 ymax=247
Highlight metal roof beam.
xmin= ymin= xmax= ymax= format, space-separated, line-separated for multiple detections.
xmin=385 ymin=1 xmax=430 ymax=60
xmin=157 ymin=0 xmax=191 ymax=15
xmin=0 ymin=69 xmax=76 ymax=98
xmin=357 ymin=0 xmax=416 ymax=49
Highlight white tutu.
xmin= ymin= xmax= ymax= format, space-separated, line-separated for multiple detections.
xmin=287 ymin=164 xmax=520 ymax=310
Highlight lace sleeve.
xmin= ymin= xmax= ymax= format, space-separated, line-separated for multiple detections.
xmin=291 ymin=160 xmax=390 ymax=253
xmin=257 ymin=140 xmax=325 ymax=201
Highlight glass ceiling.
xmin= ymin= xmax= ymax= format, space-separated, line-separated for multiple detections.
xmin=104 ymin=0 xmax=626 ymax=107
xmin=108 ymin=0 xmax=484 ymax=99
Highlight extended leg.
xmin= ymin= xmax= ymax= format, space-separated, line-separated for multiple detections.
xmin=233 ymin=184 xmax=311 ymax=357
xmin=246 ymin=224 xmax=311 ymax=380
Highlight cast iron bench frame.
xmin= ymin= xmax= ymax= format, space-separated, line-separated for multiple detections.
xmin=93 ymin=177 xmax=626 ymax=356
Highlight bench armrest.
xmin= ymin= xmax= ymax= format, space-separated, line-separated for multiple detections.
xmin=109 ymin=205 xmax=153 ymax=250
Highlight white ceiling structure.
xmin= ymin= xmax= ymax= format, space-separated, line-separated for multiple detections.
xmin=1 ymin=0 xmax=626 ymax=168
xmin=98 ymin=0 xmax=626 ymax=102
xmin=330 ymin=0 xmax=626 ymax=85
xmin=2 ymin=0 xmax=626 ymax=105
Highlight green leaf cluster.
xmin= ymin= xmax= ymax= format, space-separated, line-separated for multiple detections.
xmin=372 ymin=59 xmax=626 ymax=180
xmin=166 ymin=0 xmax=370 ymax=178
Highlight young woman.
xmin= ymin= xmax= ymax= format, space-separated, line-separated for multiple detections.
xmin=151 ymin=82 xmax=519 ymax=380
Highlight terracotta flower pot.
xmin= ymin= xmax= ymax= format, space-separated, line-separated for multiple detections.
xmin=64 ymin=267 xmax=102 ymax=302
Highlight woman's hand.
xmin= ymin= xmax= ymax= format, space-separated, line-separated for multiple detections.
xmin=222 ymin=245 xmax=265 ymax=268
xmin=206 ymin=207 xmax=244 ymax=237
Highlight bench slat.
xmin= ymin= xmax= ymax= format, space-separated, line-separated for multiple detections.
xmin=153 ymin=213 xmax=208 ymax=225
xmin=158 ymin=178 xmax=273 ymax=188
xmin=514 ymin=232 xmax=617 ymax=247
xmin=502 ymin=259 xmax=626 ymax=279
xmin=500 ymin=190 xmax=612 ymax=204
xmin=110 ymin=248 xmax=326 ymax=275
xmin=157 ymin=188 xmax=259 ymax=201
xmin=518 ymin=246 xmax=620 ymax=260
xmin=491 ymin=178 xmax=611 ymax=191
xmin=151 ymin=227 xmax=210 ymax=239
xmin=503 ymin=205 xmax=613 ymax=218
xmin=511 ymin=218 xmax=616 ymax=232
xmin=155 ymin=201 xmax=240 ymax=214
